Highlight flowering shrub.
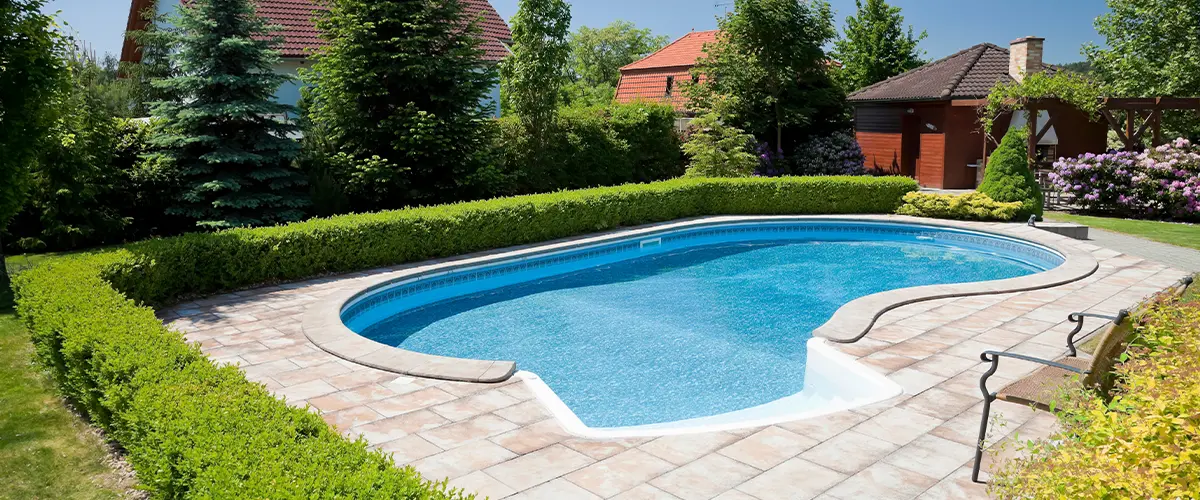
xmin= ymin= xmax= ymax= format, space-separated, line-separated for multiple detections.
xmin=895 ymin=192 xmax=1022 ymax=221
xmin=790 ymin=130 xmax=867 ymax=176
xmin=1050 ymin=138 xmax=1200 ymax=219
xmin=753 ymin=142 xmax=786 ymax=177
xmin=990 ymin=291 xmax=1200 ymax=499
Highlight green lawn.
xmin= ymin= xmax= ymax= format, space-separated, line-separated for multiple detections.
xmin=0 ymin=304 xmax=133 ymax=499
xmin=1046 ymin=211 xmax=1200 ymax=250
xmin=4 ymin=250 xmax=78 ymax=276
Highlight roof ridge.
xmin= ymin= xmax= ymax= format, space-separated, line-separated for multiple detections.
xmin=941 ymin=44 xmax=989 ymax=98
xmin=847 ymin=42 xmax=992 ymax=98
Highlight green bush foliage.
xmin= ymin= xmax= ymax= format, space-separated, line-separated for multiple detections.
xmin=13 ymin=177 xmax=914 ymax=497
xmin=486 ymin=101 xmax=682 ymax=196
xmin=978 ymin=126 xmax=1044 ymax=219
xmin=302 ymin=0 xmax=498 ymax=211
xmin=991 ymin=292 xmax=1200 ymax=499
xmin=682 ymin=114 xmax=759 ymax=178
xmin=894 ymin=192 xmax=1023 ymax=221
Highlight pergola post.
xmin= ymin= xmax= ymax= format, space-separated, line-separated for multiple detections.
xmin=1026 ymin=106 xmax=1039 ymax=168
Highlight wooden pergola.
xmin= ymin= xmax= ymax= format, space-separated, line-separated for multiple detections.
xmin=1015 ymin=96 xmax=1200 ymax=167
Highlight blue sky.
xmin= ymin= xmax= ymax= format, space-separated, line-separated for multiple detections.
xmin=45 ymin=0 xmax=1108 ymax=64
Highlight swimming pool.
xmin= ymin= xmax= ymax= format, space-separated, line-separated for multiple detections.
xmin=339 ymin=220 xmax=1065 ymax=435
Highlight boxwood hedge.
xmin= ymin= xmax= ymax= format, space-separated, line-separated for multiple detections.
xmin=12 ymin=176 xmax=916 ymax=498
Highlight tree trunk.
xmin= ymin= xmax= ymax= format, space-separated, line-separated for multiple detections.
xmin=0 ymin=232 xmax=11 ymax=308
xmin=775 ymin=101 xmax=783 ymax=152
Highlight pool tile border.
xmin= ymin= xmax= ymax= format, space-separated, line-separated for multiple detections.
xmin=300 ymin=215 xmax=1099 ymax=384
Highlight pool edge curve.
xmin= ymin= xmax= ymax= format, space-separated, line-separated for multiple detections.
xmin=301 ymin=215 xmax=1099 ymax=387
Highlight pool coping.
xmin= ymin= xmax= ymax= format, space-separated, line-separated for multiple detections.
xmin=300 ymin=215 xmax=1099 ymax=383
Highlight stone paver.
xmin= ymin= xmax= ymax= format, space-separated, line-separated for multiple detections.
xmin=162 ymin=225 xmax=1190 ymax=499
xmin=1045 ymin=217 xmax=1200 ymax=272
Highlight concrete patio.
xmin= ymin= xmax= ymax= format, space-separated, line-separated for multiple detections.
xmin=162 ymin=227 xmax=1188 ymax=500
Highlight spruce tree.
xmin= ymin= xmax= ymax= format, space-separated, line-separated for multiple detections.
xmin=979 ymin=126 xmax=1044 ymax=219
xmin=151 ymin=0 xmax=307 ymax=229
xmin=304 ymin=0 xmax=498 ymax=210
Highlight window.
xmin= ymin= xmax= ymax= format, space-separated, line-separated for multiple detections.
xmin=665 ymin=76 xmax=674 ymax=98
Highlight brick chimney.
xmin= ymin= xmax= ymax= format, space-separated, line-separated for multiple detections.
xmin=1009 ymin=36 xmax=1044 ymax=82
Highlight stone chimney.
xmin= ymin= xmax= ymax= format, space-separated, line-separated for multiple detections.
xmin=1009 ymin=36 xmax=1044 ymax=82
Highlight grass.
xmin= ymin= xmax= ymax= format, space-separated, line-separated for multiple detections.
xmin=0 ymin=301 xmax=134 ymax=499
xmin=4 ymin=250 xmax=82 ymax=276
xmin=1046 ymin=211 xmax=1200 ymax=250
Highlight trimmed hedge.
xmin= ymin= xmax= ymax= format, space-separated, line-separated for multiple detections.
xmin=13 ymin=176 xmax=916 ymax=498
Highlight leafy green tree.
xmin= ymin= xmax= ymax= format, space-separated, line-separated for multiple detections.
xmin=979 ymin=127 xmax=1044 ymax=219
xmin=501 ymin=0 xmax=571 ymax=138
xmin=830 ymin=0 xmax=926 ymax=92
xmin=122 ymin=6 xmax=180 ymax=117
xmin=304 ymin=0 xmax=497 ymax=209
xmin=0 ymin=0 xmax=67 ymax=298
xmin=568 ymin=21 xmax=668 ymax=88
xmin=150 ymin=0 xmax=307 ymax=229
xmin=1060 ymin=61 xmax=1092 ymax=74
xmin=1086 ymin=0 xmax=1200 ymax=138
xmin=12 ymin=50 xmax=130 ymax=250
xmin=685 ymin=0 xmax=846 ymax=152
xmin=682 ymin=113 xmax=758 ymax=178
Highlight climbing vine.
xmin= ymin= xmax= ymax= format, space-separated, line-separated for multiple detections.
xmin=980 ymin=71 xmax=1107 ymax=135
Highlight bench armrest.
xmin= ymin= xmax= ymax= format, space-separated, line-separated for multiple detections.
xmin=977 ymin=350 xmax=1090 ymax=399
xmin=1065 ymin=310 xmax=1128 ymax=357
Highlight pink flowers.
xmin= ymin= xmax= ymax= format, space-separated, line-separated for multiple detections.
xmin=1051 ymin=138 xmax=1200 ymax=219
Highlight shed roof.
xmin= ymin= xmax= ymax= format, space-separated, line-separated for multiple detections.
xmin=847 ymin=42 xmax=1059 ymax=103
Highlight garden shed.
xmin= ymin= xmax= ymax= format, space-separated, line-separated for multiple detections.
xmin=848 ymin=37 xmax=1107 ymax=189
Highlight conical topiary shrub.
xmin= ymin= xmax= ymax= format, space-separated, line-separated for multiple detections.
xmin=979 ymin=126 xmax=1044 ymax=220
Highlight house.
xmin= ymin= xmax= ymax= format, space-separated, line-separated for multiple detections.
xmin=615 ymin=30 xmax=718 ymax=112
xmin=847 ymin=37 xmax=1107 ymax=189
xmin=120 ymin=0 xmax=513 ymax=116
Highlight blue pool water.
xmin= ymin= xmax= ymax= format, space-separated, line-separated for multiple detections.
xmin=350 ymin=222 xmax=1057 ymax=428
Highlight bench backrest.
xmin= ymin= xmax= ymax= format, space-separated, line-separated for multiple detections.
xmin=1083 ymin=276 xmax=1193 ymax=391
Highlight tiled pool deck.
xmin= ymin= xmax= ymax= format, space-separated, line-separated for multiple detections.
xmin=162 ymin=224 xmax=1188 ymax=500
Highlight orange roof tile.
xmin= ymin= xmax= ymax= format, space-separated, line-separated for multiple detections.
xmin=621 ymin=30 xmax=718 ymax=71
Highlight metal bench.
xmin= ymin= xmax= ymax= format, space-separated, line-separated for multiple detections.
xmin=971 ymin=276 xmax=1194 ymax=483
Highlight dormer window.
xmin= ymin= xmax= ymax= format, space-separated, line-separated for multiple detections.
xmin=665 ymin=76 xmax=674 ymax=98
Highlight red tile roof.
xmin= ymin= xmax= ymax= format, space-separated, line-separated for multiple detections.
xmin=621 ymin=30 xmax=718 ymax=71
xmin=614 ymin=68 xmax=704 ymax=111
xmin=613 ymin=31 xmax=718 ymax=111
xmin=121 ymin=0 xmax=512 ymax=63
xmin=847 ymin=43 xmax=1060 ymax=103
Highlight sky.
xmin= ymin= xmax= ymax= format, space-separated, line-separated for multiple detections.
xmin=44 ymin=0 xmax=1109 ymax=65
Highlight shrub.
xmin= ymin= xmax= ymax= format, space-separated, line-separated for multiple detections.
xmin=6 ymin=118 xmax=189 ymax=252
xmin=12 ymin=176 xmax=916 ymax=497
xmin=894 ymin=192 xmax=1023 ymax=221
xmin=978 ymin=126 xmax=1044 ymax=219
xmin=790 ymin=130 xmax=867 ymax=176
xmin=682 ymin=113 xmax=758 ymax=178
xmin=486 ymin=101 xmax=682 ymax=196
xmin=1050 ymin=138 xmax=1200 ymax=220
xmin=990 ymin=293 xmax=1200 ymax=499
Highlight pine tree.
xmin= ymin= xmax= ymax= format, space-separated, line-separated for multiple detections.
xmin=303 ymin=0 xmax=498 ymax=210
xmin=150 ymin=0 xmax=307 ymax=229
xmin=979 ymin=127 xmax=1044 ymax=219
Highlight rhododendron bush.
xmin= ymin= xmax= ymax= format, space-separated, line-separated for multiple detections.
xmin=1050 ymin=138 xmax=1200 ymax=219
